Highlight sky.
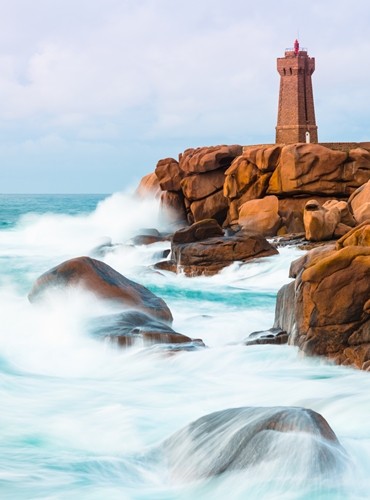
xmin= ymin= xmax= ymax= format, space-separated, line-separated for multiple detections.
xmin=0 ymin=0 xmax=369 ymax=193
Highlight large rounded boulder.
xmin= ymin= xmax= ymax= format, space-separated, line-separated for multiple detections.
xmin=28 ymin=256 xmax=173 ymax=324
xmin=161 ymin=406 xmax=345 ymax=480
xmin=238 ymin=195 xmax=281 ymax=237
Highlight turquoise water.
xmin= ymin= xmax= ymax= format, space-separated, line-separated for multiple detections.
xmin=0 ymin=194 xmax=107 ymax=229
xmin=1 ymin=193 xmax=370 ymax=499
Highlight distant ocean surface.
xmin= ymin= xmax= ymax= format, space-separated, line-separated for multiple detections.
xmin=1 ymin=192 xmax=370 ymax=499
xmin=0 ymin=194 xmax=107 ymax=229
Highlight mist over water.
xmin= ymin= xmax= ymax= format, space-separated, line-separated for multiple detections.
xmin=1 ymin=193 xmax=370 ymax=499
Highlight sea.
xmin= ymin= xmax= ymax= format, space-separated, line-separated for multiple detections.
xmin=0 ymin=192 xmax=370 ymax=499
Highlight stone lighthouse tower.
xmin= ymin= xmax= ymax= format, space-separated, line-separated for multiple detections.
xmin=276 ymin=40 xmax=318 ymax=144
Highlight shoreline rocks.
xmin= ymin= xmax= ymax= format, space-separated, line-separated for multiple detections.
xmin=137 ymin=142 xmax=370 ymax=235
xmin=132 ymin=140 xmax=370 ymax=367
xmin=91 ymin=310 xmax=205 ymax=349
xmin=28 ymin=256 xmax=173 ymax=324
xmin=273 ymin=225 xmax=370 ymax=370
xmin=245 ymin=328 xmax=288 ymax=346
xmin=155 ymin=219 xmax=278 ymax=277
xmin=162 ymin=406 xmax=345 ymax=480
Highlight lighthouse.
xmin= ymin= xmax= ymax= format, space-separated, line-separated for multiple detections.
xmin=275 ymin=40 xmax=318 ymax=144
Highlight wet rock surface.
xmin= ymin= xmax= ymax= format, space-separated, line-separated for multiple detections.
xmin=91 ymin=310 xmax=205 ymax=349
xmin=28 ymin=256 xmax=173 ymax=324
xmin=274 ymin=230 xmax=370 ymax=369
xmin=161 ymin=406 xmax=346 ymax=479
xmin=245 ymin=328 xmax=288 ymax=346
xmin=172 ymin=219 xmax=224 ymax=244
xmin=156 ymin=220 xmax=278 ymax=277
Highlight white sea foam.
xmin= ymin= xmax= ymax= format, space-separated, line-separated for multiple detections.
xmin=0 ymin=194 xmax=370 ymax=498
xmin=0 ymin=191 xmax=170 ymax=259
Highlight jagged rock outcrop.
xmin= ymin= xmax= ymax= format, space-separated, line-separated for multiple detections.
xmin=267 ymin=144 xmax=348 ymax=196
xmin=303 ymin=200 xmax=341 ymax=241
xmin=137 ymin=145 xmax=242 ymax=227
xmin=303 ymin=199 xmax=355 ymax=242
xmin=161 ymin=406 xmax=345 ymax=480
xmin=336 ymin=221 xmax=370 ymax=248
xmin=181 ymin=168 xmax=225 ymax=201
xmin=136 ymin=142 xmax=370 ymax=238
xmin=225 ymin=144 xmax=370 ymax=231
xmin=179 ymin=145 xmax=243 ymax=174
xmin=224 ymin=145 xmax=280 ymax=224
xmin=322 ymin=199 xmax=356 ymax=227
xmin=155 ymin=219 xmax=278 ymax=276
xmin=189 ymin=189 xmax=229 ymax=224
xmin=178 ymin=145 xmax=242 ymax=224
xmin=155 ymin=158 xmax=183 ymax=192
xmin=274 ymin=226 xmax=370 ymax=369
xmin=28 ymin=256 xmax=173 ymax=324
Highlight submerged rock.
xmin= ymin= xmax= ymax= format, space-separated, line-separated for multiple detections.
xmin=28 ymin=256 xmax=173 ymax=324
xmin=162 ymin=406 xmax=346 ymax=480
xmin=245 ymin=327 xmax=288 ymax=346
xmin=90 ymin=238 xmax=123 ymax=257
xmin=91 ymin=310 xmax=204 ymax=348
xmin=130 ymin=234 xmax=167 ymax=246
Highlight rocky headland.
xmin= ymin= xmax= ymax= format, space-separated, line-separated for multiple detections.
xmin=27 ymin=141 xmax=370 ymax=368
xmin=137 ymin=142 xmax=370 ymax=234
xmin=137 ymin=141 xmax=370 ymax=370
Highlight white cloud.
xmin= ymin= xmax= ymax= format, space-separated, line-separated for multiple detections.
xmin=0 ymin=0 xmax=369 ymax=191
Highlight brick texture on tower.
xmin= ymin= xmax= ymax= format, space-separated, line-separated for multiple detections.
xmin=276 ymin=40 xmax=318 ymax=144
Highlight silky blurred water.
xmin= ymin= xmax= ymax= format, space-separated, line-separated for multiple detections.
xmin=0 ymin=193 xmax=370 ymax=499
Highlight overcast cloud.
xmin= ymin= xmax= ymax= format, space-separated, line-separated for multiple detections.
xmin=0 ymin=0 xmax=369 ymax=192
